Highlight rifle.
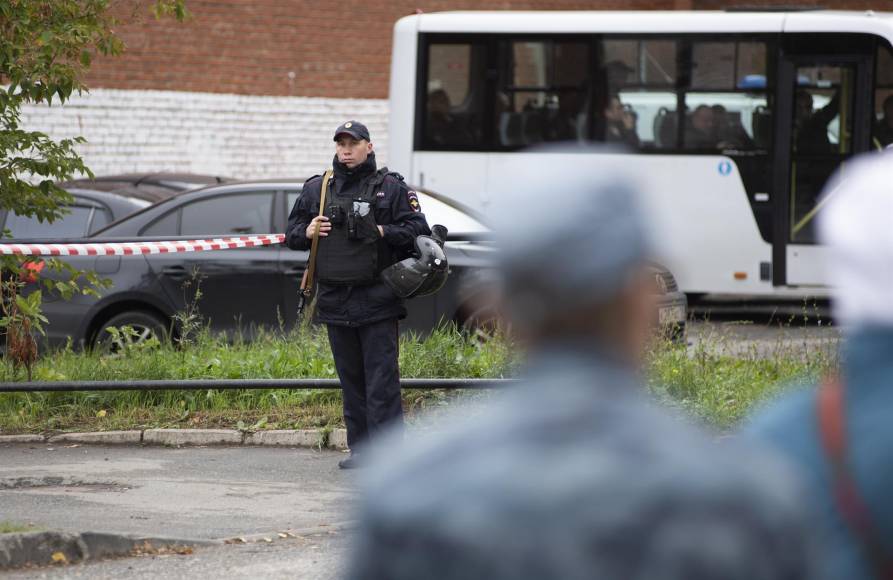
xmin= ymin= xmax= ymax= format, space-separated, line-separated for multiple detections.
xmin=297 ymin=169 xmax=333 ymax=318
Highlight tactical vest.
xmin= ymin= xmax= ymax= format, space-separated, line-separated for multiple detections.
xmin=317 ymin=168 xmax=389 ymax=285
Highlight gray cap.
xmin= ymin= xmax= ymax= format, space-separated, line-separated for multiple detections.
xmin=489 ymin=145 xmax=653 ymax=331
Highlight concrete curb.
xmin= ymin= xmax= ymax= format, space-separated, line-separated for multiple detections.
xmin=48 ymin=431 xmax=142 ymax=445
xmin=0 ymin=530 xmax=219 ymax=570
xmin=0 ymin=434 xmax=43 ymax=443
xmin=0 ymin=428 xmax=349 ymax=450
xmin=144 ymin=429 xmax=242 ymax=446
xmin=244 ymin=429 xmax=323 ymax=448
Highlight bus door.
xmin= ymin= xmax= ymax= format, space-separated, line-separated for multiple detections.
xmin=772 ymin=37 xmax=874 ymax=287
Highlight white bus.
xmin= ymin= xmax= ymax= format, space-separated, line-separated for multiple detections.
xmin=387 ymin=10 xmax=893 ymax=298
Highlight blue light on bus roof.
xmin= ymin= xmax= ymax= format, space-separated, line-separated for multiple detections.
xmin=738 ymin=74 xmax=766 ymax=89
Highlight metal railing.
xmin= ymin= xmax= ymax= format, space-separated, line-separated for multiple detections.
xmin=0 ymin=378 xmax=515 ymax=393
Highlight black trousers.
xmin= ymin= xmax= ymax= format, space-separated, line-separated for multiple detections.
xmin=326 ymin=319 xmax=403 ymax=452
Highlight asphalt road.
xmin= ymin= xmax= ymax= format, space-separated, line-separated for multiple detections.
xmin=0 ymin=444 xmax=357 ymax=578
xmin=0 ymin=445 xmax=355 ymax=540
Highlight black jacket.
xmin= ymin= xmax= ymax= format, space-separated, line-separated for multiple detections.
xmin=285 ymin=153 xmax=431 ymax=326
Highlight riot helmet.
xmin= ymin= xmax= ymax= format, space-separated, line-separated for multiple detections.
xmin=382 ymin=226 xmax=449 ymax=298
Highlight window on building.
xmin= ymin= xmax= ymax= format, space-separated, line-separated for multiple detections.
xmin=496 ymin=39 xmax=590 ymax=147
xmin=423 ymin=42 xmax=486 ymax=149
xmin=180 ymin=193 xmax=273 ymax=236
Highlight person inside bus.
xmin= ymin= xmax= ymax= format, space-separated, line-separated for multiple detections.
xmin=684 ymin=105 xmax=719 ymax=149
xmin=712 ymin=104 xmax=755 ymax=150
xmin=795 ymin=89 xmax=841 ymax=155
xmin=545 ymin=90 xmax=586 ymax=142
xmin=426 ymin=88 xmax=474 ymax=147
xmin=602 ymin=94 xmax=640 ymax=148
xmin=872 ymin=94 xmax=893 ymax=148
xmin=603 ymin=59 xmax=635 ymax=90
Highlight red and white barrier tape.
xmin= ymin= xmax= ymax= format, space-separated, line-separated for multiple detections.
xmin=0 ymin=234 xmax=286 ymax=257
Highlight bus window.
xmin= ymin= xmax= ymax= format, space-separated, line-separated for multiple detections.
xmin=683 ymin=41 xmax=769 ymax=151
xmin=601 ymin=39 xmax=677 ymax=150
xmin=423 ymin=43 xmax=484 ymax=148
xmin=873 ymin=42 xmax=893 ymax=149
xmin=496 ymin=40 xmax=589 ymax=146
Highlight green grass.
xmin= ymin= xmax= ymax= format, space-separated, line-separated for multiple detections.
xmin=0 ymin=322 xmax=840 ymax=434
xmin=0 ymin=521 xmax=40 ymax=534
xmin=0 ymin=325 xmax=517 ymax=433
xmin=647 ymin=323 xmax=839 ymax=429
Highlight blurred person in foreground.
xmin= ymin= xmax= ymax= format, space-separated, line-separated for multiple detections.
xmin=747 ymin=151 xmax=893 ymax=580
xmin=346 ymin=146 xmax=816 ymax=580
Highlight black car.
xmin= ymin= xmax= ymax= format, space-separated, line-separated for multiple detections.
xmin=22 ymin=180 xmax=491 ymax=349
xmin=24 ymin=180 xmax=685 ymax=349
xmin=60 ymin=173 xmax=233 ymax=203
xmin=0 ymin=173 xmax=232 ymax=239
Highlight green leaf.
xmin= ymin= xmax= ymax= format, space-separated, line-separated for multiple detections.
xmin=14 ymin=295 xmax=35 ymax=316
xmin=0 ymin=0 xmax=190 ymax=359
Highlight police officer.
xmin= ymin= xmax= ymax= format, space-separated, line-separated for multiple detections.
xmin=346 ymin=147 xmax=818 ymax=579
xmin=285 ymin=121 xmax=431 ymax=469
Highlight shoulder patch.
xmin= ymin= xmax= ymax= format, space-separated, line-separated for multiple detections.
xmin=407 ymin=190 xmax=421 ymax=212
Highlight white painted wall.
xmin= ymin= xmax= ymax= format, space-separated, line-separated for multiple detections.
xmin=20 ymin=88 xmax=390 ymax=180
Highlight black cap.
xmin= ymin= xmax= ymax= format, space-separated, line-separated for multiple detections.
xmin=333 ymin=120 xmax=371 ymax=142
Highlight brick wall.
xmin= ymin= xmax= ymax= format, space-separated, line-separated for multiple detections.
xmin=86 ymin=0 xmax=680 ymax=99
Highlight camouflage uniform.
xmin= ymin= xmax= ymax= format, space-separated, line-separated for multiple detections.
xmin=347 ymin=344 xmax=816 ymax=580
xmin=346 ymin=146 xmax=818 ymax=580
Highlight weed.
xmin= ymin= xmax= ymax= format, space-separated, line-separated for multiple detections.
xmin=172 ymin=268 xmax=205 ymax=347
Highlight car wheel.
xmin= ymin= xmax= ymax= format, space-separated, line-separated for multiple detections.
xmin=93 ymin=311 xmax=169 ymax=352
